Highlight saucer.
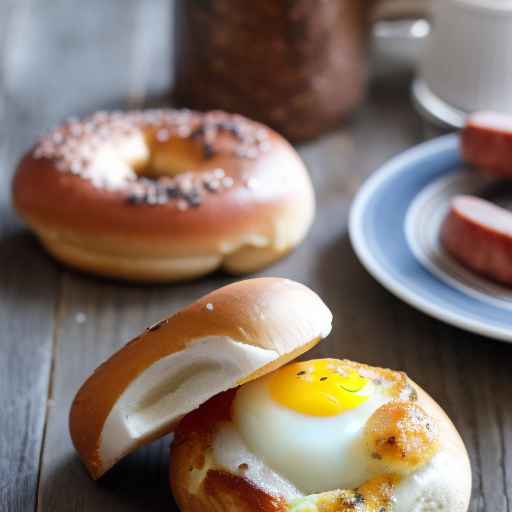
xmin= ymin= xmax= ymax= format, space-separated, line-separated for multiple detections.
xmin=350 ymin=133 xmax=512 ymax=342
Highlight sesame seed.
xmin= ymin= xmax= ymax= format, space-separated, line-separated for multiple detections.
xmin=221 ymin=176 xmax=234 ymax=188
xmin=177 ymin=126 xmax=190 ymax=137
xmin=246 ymin=177 xmax=258 ymax=189
xmin=259 ymin=141 xmax=272 ymax=152
xmin=52 ymin=132 xmax=64 ymax=144
xmin=204 ymin=178 xmax=220 ymax=192
xmin=176 ymin=200 xmax=188 ymax=211
xmin=32 ymin=110 xmax=265 ymax=205
xmin=156 ymin=128 xmax=170 ymax=142
xmin=70 ymin=124 xmax=83 ymax=137
xmin=245 ymin=147 xmax=258 ymax=159
xmin=256 ymin=129 xmax=268 ymax=141
xmin=147 ymin=319 xmax=168 ymax=332
xmin=70 ymin=160 xmax=83 ymax=174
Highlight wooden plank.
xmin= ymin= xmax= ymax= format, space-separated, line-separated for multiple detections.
xmin=0 ymin=1 xmax=62 ymax=511
xmin=292 ymin=84 xmax=512 ymax=512
xmin=293 ymin=85 xmax=512 ymax=512
xmin=34 ymin=0 xmax=179 ymax=510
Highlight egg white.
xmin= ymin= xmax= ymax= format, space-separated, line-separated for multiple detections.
xmin=232 ymin=374 xmax=392 ymax=494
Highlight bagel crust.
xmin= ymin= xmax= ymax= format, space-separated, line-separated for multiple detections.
xmin=171 ymin=391 xmax=287 ymax=512
xmin=13 ymin=109 xmax=315 ymax=281
xmin=170 ymin=361 xmax=471 ymax=512
xmin=69 ymin=278 xmax=332 ymax=479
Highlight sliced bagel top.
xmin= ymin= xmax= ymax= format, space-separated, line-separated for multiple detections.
xmin=69 ymin=278 xmax=333 ymax=479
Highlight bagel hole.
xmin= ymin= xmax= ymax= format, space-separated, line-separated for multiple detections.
xmin=135 ymin=135 xmax=208 ymax=179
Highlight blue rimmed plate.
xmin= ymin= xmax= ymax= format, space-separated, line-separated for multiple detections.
xmin=349 ymin=133 xmax=512 ymax=342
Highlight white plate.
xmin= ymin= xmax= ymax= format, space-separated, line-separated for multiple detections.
xmin=349 ymin=133 xmax=512 ymax=342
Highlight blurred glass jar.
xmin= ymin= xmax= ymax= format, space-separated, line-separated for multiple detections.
xmin=174 ymin=0 xmax=367 ymax=142
xmin=173 ymin=0 xmax=428 ymax=142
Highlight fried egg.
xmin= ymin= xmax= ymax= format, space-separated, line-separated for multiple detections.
xmin=232 ymin=359 xmax=397 ymax=494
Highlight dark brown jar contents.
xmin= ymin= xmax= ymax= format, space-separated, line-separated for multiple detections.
xmin=173 ymin=0 xmax=371 ymax=142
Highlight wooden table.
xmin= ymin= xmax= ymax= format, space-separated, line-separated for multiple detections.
xmin=1 ymin=1 xmax=511 ymax=511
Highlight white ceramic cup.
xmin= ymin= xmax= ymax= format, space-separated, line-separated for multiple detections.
xmin=420 ymin=0 xmax=512 ymax=115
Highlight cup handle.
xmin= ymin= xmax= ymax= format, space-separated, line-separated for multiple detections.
xmin=371 ymin=0 xmax=431 ymax=42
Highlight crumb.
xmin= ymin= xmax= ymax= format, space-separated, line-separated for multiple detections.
xmin=75 ymin=312 xmax=87 ymax=324
xmin=206 ymin=303 xmax=214 ymax=311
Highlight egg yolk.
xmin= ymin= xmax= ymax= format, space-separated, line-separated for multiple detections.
xmin=268 ymin=359 xmax=372 ymax=416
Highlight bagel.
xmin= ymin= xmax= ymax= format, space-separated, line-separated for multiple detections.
xmin=69 ymin=278 xmax=333 ymax=479
xmin=13 ymin=109 xmax=315 ymax=281
xmin=171 ymin=362 xmax=471 ymax=512
xmin=68 ymin=278 xmax=471 ymax=511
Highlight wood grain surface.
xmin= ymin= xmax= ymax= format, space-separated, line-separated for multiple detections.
xmin=0 ymin=1 xmax=60 ymax=511
xmin=0 ymin=1 xmax=511 ymax=511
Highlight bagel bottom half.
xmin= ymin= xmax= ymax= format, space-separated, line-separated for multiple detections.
xmin=170 ymin=360 xmax=471 ymax=512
